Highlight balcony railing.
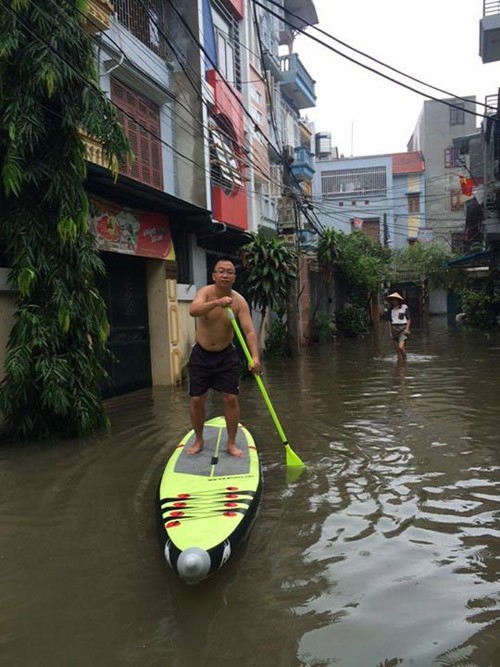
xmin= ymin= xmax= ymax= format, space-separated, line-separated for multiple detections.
xmin=290 ymin=146 xmax=315 ymax=181
xmin=480 ymin=3 xmax=500 ymax=63
xmin=79 ymin=130 xmax=108 ymax=169
xmin=114 ymin=0 xmax=168 ymax=58
xmin=484 ymin=0 xmax=500 ymax=16
xmin=84 ymin=0 xmax=114 ymax=34
xmin=279 ymin=53 xmax=316 ymax=109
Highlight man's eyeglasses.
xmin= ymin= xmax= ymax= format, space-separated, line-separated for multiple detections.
xmin=214 ymin=268 xmax=235 ymax=276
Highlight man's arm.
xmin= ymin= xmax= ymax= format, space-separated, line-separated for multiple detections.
xmin=236 ymin=298 xmax=261 ymax=374
xmin=189 ymin=286 xmax=233 ymax=317
xmin=404 ymin=307 xmax=411 ymax=334
xmin=386 ymin=308 xmax=392 ymax=337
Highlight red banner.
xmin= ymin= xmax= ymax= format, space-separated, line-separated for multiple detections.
xmin=459 ymin=176 xmax=474 ymax=197
xmin=89 ymin=198 xmax=175 ymax=261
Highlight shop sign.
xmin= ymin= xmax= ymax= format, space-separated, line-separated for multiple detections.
xmin=89 ymin=199 xmax=175 ymax=261
xmin=417 ymin=227 xmax=433 ymax=242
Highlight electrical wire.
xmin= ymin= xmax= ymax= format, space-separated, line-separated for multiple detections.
xmin=251 ymin=0 xmax=495 ymax=123
xmin=2 ymin=0 xmax=287 ymax=202
xmin=259 ymin=0 xmax=494 ymax=113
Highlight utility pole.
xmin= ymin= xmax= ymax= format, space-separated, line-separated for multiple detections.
xmin=286 ymin=195 xmax=300 ymax=355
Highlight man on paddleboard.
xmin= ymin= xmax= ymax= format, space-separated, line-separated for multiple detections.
xmin=187 ymin=257 xmax=261 ymax=457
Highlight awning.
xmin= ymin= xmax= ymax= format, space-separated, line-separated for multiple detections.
xmin=283 ymin=0 xmax=318 ymax=30
xmin=85 ymin=163 xmax=212 ymax=232
xmin=447 ymin=249 xmax=499 ymax=268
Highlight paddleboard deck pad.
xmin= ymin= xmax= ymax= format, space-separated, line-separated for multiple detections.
xmin=157 ymin=416 xmax=262 ymax=584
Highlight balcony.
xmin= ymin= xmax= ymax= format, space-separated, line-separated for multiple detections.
xmin=480 ymin=1 xmax=500 ymax=63
xmin=84 ymin=0 xmax=114 ymax=34
xmin=279 ymin=0 xmax=318 ymax=48
xmin=262 ymin=47 xmax=282 ymax=81
xmin=79 ymin=130 xmax=108 ymax=169
xmin=482 ymin=214 xmax=500 ymax=240
xmin=279 ymin=53 xmax=316 ymax=109
xmin=290 ymin=146 xmax=315 ymax=181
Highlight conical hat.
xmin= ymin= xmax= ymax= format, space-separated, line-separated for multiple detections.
xmin=386 ymin=292 xmax=404 ymax=301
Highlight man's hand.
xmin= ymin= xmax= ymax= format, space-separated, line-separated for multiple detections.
xmin=248 ymin=358 xmax=261 ymax=375
xmin=217 ymin=296 xmax=233 ymax=308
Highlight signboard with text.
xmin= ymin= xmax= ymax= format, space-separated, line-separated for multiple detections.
xmin=89 ymin=198 xmax=175 ymax=261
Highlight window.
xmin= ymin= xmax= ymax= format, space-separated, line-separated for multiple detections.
xmin=450 ymin=189 xmax=464 ymax=212
xmin=111 ymin=78 xmax=163 ymax=190
xmin=250 ymin=87 xmax=262 ymax=105
xmin=251 ymin=107 xmax=263 ymax=126
xmin=114 ymin=0 xmax=167 ymax=58
xmin=451 ymin=232 xmax=464 ymax=254
xmin=444 ymin=147 xmax=462 ymax=168
xmin=322 ymin=167 xmax=387 ymax=199
xmin=351 ymin=218 xmax=381 ymax=243
xmin=211 ymin=0 xmax=241 ymax=90
xmin=450 ymin=103 xmax=465 ymax=126
xmin=216 ymin=29 xmax=235 ymax=84
xmin=171 ymin=226 xmax=191 ymax=284
xmin=269 ymin=164 xmax=282 ymax=197
xmin=407 ymin=193 xmax=420 ymax=214
xmin=209 ymin=120 xmax=243 ymax=196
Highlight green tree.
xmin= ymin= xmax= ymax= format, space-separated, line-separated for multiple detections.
xmin=317 ymin=229 xmax=390 ymax=335
xmin=390 ymin=242 xmax=455 ymax=289
xmin=336 ymin=231 xmax=391 ymax=295
xmin=0 ymin=1 xmax=131 ymax=439
xmin=459 ymin=286 xmax=499 ymax=329
xmin=237 ymin=233 xmax=297 ymax=346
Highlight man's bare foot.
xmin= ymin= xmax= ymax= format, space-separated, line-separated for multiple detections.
xmin=187 ymin=440 xmax=204 ymax=455
xmin=227 ymin=443 xmax=244 ymax=458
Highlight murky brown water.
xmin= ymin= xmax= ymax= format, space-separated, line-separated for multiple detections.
xmin=1 ymin=317 xmax=499 ymax=667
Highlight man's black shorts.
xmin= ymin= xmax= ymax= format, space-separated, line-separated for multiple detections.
xmin=188 ymin=342 xmax=240 ymax=396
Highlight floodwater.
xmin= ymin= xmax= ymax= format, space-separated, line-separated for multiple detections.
xmin=1 ymin=316 xmax=499 ymax=667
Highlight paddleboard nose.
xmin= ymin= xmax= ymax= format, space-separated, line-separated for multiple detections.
xmin=176 ymin=547 xmax=211 ymax=584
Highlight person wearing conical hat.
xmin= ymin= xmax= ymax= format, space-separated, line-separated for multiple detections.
xmin=385 ymin=292 xmax=411 ymax=361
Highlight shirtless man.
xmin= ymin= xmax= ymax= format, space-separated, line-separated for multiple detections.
xmin=187 ymin=257 xmax=261 ymax=457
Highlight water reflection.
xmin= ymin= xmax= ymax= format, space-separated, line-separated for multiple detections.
xmin=1 ymin=317 xmax=499 ymax=666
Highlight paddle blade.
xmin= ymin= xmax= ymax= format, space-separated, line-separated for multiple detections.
xmin=285 ymin=444 xmax=305 ymax=468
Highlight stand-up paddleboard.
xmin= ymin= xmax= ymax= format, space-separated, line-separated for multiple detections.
xmin=157 ymin=416 xmax=262 ymax=584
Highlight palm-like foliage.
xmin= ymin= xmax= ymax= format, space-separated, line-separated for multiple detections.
xmin=0 ymin=1 xmax=131 ymax=439
xmin=238 ymin=234 xmax=297 ymax=344
xmin=317 ymin=227 xmax=340 ymax=284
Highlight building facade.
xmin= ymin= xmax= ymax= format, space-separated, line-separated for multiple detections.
xmin=407 ymin=96 xmax=478 ymax=251
xmin=0 ymin=0 xmax=320 ymax=393
xmin=312 ymin=151 xmax=425 ymax=249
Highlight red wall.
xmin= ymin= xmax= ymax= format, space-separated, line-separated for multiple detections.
xmin=207 ymin=69 xmax=248 ymax=231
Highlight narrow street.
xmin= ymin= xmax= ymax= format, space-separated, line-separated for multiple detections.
xmin=1 ymin=318 xmax=499 ymax=667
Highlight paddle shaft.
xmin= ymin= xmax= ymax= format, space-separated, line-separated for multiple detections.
xmin=226 ymin=308 xmax=289 ymax=446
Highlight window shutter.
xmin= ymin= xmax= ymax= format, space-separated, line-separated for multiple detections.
xmin=111 ymin=78 xmax=164 ymax=190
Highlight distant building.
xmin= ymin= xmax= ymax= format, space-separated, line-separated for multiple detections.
xmin=407 ymin=96 xmax=478 ymax=251
xmin=312 ymin=150 xmax=425 ymax=248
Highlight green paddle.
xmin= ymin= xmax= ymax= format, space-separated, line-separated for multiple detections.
xmin=226 ymin=307 xmax=305 ymax=468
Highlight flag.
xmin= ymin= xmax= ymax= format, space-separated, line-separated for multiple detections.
xmin=459 ymin=176 xmax=474 ymax=197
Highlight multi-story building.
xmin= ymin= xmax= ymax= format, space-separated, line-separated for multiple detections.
xmin=446 ymin=1 xmax=500 ymax=287
xmin=0 ymin=1 xmax=214 ymax=394
xmin=0 ymin=0 xmax=320 ymax=392
xmin=407 ymin=96 xmax=478 ymax=251
xmin=312 ymin=151 xmax=425 ymax=248
xmin=249 ymin=0 xmax=317 ymax=239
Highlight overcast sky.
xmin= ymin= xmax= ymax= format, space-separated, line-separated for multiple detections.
xmin=294 ymin=0 xmax=498 ymax=157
